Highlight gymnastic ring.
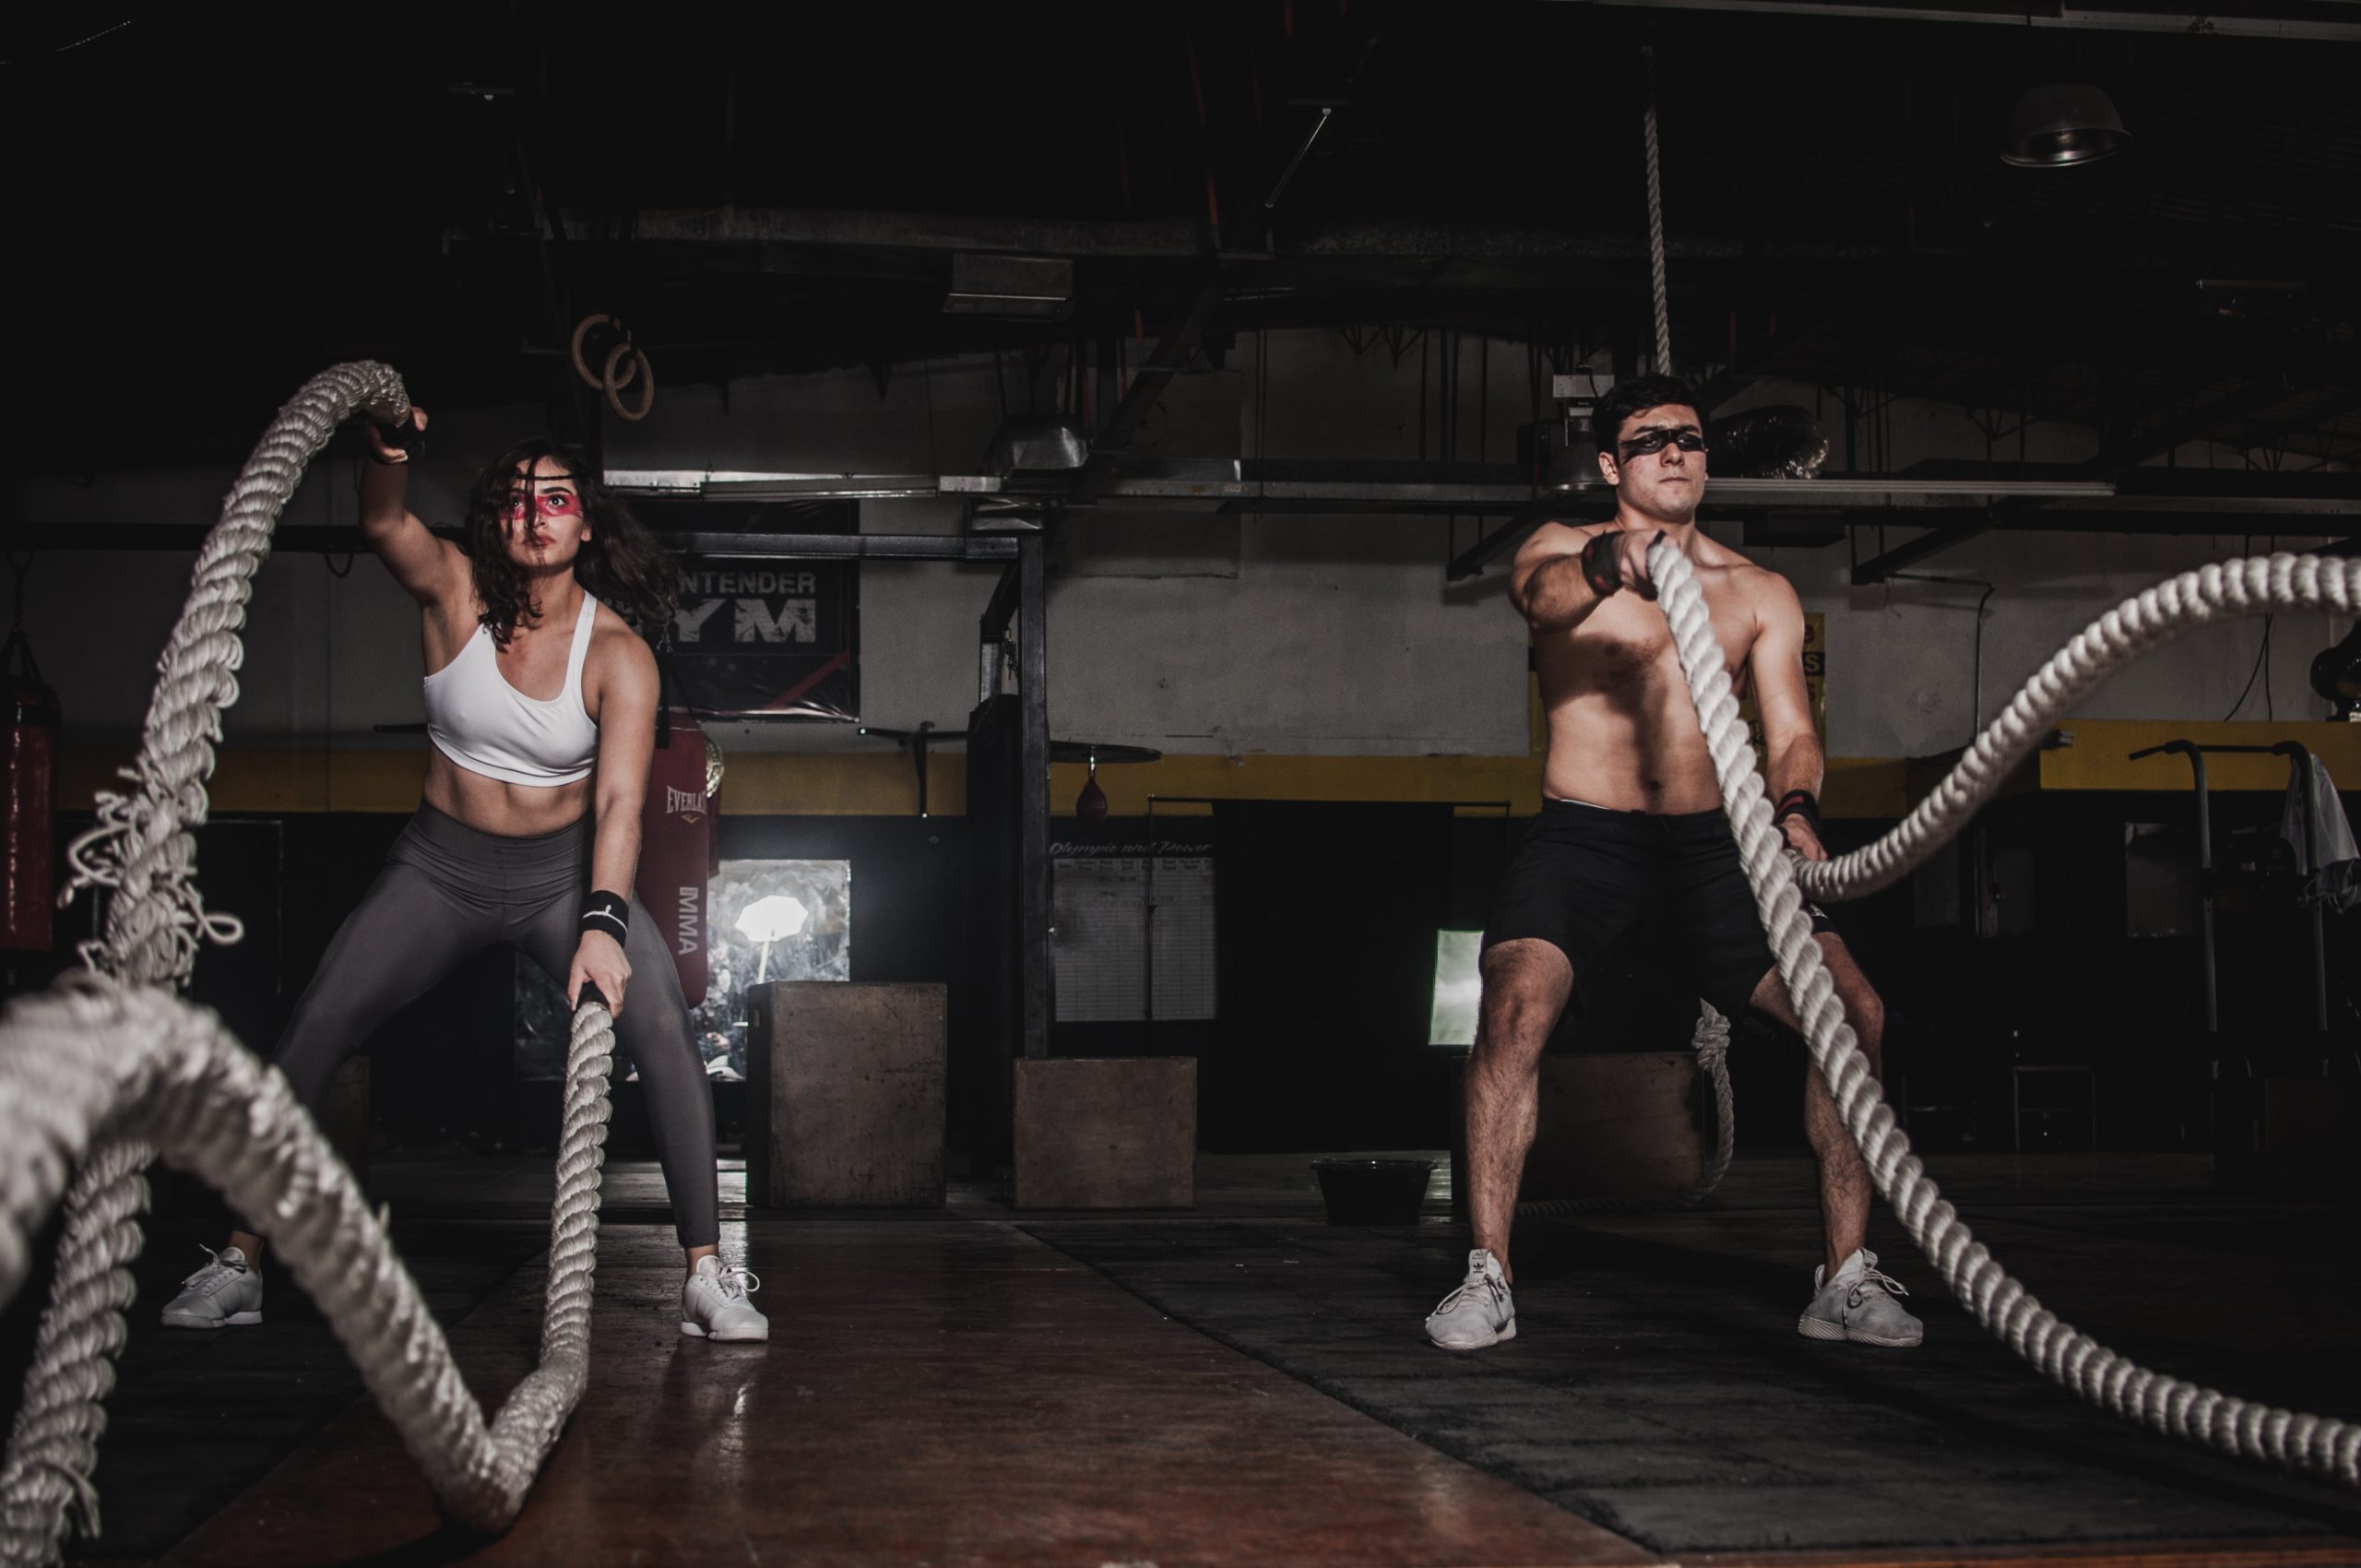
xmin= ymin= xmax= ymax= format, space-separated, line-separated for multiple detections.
xmin=573 ymin=315 xmax=640 ymax=394
xmin=570 ymin=313 xmax=612 ymax=391
xmin=604 ymin=341 xmax=654 ymax=422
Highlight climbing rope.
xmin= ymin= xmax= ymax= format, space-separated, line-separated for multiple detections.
xmin=1641 ymin=45 xmax=1673 ymax=376
xmin=1650 ymin=538 xmax=2360 ymax=1488
xmin=0 ymin=362 xmax=623 ymax=1565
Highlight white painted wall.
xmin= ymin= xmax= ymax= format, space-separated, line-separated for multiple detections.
xmin=8 ymin=334 xmax=2349 ymax=761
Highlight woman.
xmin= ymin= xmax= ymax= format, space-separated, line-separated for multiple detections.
xmin=160 ymin=409 xmax=765 ymax=1343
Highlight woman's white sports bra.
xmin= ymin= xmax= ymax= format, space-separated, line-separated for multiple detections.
xmin=422 ymin=593 xmax=602 ymax=787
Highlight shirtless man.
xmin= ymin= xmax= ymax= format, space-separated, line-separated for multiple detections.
xmin=1423 ymin=374 xmax=1920 ymax=1353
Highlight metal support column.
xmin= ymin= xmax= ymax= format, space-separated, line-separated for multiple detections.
xmin=1016 ymin=531 xmax=1052 ymax=1060
xmin=979 ymin=559 xmax=1020 ymax=704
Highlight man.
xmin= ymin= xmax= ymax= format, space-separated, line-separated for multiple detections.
xmin=1424 ymin=374 xmax=1919 ymax=1353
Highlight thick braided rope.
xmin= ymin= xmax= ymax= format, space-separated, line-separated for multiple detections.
xmin=5 ymin=363 xmax=411 ymax=1565
xmin=0 ymin=1143 xmax=148 ymax=1550
xmin=1796 ymin=553 xmax=2360 ymax=907
xmin=1642 ymin=45 xmax=1673 ymax=376
xmin=1651 ymin=538 xmax=2360 ymax=1488
xmin=6 ymin=361 xmax=613 ymax=1562
xmin=1516 ymin=1002 xmax=1734 ymax=1218
xmin=0 ymin=979 xmax=619 ymax=1563
xmin=62 ymin=361 xmax=411 ymax=988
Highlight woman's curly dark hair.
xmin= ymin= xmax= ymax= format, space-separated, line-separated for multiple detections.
xmin=462 ymin=438 xmax=679 ymax=647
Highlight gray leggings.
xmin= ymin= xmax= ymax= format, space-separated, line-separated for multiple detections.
xmin=273 ymin=802 xmax=718 ymax=1247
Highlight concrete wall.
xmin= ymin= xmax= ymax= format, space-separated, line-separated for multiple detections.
xmin=8 ymin=332 xmax=2349 ymax=764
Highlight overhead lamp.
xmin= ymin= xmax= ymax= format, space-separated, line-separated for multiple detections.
xmin=1545 ymin=369 xmax=1616 ymax=493
xmin=2002 ymin=84 xmax=2132 ymax=168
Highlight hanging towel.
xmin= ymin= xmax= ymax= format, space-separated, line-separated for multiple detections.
xmin=2281 ymin=754 xmax=2360 ymax=911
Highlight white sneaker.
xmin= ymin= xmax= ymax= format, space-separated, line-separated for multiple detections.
xmin=682 ymin=1256 xmax=768 ymax=1342
xmin=1425 ymin=1248 xmax=1516 ymax=1351
xmin=1798 ymin=1247 xmax=1923 ymax=1348
xmin=160 ymin=1244 xmax=264 ymax=1329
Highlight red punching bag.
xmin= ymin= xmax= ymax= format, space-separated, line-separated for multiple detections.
xmin=641 ymin=708 xmax=715 ymax=1006
xmin=3 ymin=625 xmax=59 ymax=953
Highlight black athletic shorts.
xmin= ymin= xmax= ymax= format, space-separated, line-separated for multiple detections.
xmin=1482 ymin=798 xmax=1834 ymax=1020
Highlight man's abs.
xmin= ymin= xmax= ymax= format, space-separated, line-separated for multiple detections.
xmin=1531 ymin=593 xmax=1752 ymax=814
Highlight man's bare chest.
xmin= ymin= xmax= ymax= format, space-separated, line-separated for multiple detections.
xmin=1550 ymin=587 xmax=1753 ymax=689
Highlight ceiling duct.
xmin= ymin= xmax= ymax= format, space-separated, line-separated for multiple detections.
xmin=1706 ymin=405 xmax=1831 ymax=479
xmin=983 ymin=418 xmax=1090 ymax=475
xmin=943 ymin=254 xmax=1074 ymax=320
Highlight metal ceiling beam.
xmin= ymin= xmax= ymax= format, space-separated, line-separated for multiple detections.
xmin=1851 ymin=517 xmax=1996 ymax=585
xmin=1560 ymin=0 xmax=2361 ymax=42
xmin=597 ymin=208 xmax=1206 ymax=257
xmin=12 ymin=525 xmax=1019 ymax=563
xmin=1089 ymin=276 xmax=1225 ymax=459
xmin=2081 ymin=372 xmax=2361 ymax=478
xmin=594 ymin=460 xmax=2361 ymax=527
xmin=1446 ymin=512 xmax=1555 ymax=581
xmin=601 ymin=208 xmax=1884 ymax=265
xmin=606 ymin=461 xmax=2125 ymax=512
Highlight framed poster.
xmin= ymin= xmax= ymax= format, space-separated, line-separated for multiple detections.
xmin=639 ymin=498 xmax=860 ymax=721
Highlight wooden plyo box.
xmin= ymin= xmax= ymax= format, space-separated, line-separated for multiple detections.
xmin=1013 ymin=1057 xmax=1196 ymax=1210
xmin=1451 ymin=1051 xmax=1705 ymax=1211
xmin=745 ymin=981 xmax=946 ymax=1208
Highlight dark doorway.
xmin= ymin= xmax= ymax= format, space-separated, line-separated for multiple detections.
xmin=1207 ymin=801 xmax=1454 ymax=1151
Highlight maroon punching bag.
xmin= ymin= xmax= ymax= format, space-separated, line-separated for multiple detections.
xmin=641 ymin=708 xmax=714 ymax=1006
xmin=2 ymin=625 xmax=58 ymax=953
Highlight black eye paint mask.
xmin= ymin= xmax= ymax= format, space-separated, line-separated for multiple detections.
xmin=1619 ymin=427 xmax=1707 ymax=459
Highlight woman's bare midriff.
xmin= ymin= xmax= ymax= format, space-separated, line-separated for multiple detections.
xmin=422 ymin=747 xmax=592 ymax=837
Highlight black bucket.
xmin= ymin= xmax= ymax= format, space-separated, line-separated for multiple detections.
xmin=1311 ymin=1158 xmax=1435 ymax=1226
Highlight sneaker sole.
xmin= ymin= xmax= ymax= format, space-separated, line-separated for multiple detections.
xmin=160 ymin=1310 xmax=262 ymax=1329
xmin=680 ymin=1320 xmax=769 ymax=1343
xmin=1797 ymin=1313 xmax=1920 ymax=1348
xmin=1427 ymin=1318 xmax=1515 ymax=1352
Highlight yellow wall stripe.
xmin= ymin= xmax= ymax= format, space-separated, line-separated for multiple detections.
xmin=55 ymin=719 xmax=2347 ymax=821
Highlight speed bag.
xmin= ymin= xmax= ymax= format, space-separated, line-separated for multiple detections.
xmin=641 ymin=708 xmax=715 ymax=1007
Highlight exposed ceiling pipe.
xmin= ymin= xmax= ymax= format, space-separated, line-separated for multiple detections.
xmin=1558 ymin=0 xmax=2361 ymax=43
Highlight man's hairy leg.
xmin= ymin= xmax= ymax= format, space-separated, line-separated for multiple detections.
xmin=1749 ymin=933 xmax=1886 ymax=1278
xmin=1466 ymin=940 xmax=1574 ymax=1284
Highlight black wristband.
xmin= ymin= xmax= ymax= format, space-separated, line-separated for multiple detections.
xmin=580 ymin=890 xmax=629 ymax=942
xmin=1773 ymin=789 xmax=1822 ymax=839
xmin=1580 ymin=532 xmax=1623 ymax=598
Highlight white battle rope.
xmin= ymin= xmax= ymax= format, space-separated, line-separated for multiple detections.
xmin=0 ymin=362 xmax=621 ymax=1565
xmin=1650 ymin=538 xmax=2360 ymax=1489
xmin=0 ymin=981 xmax=618 ymax=1551
xmin=1791 ymin=553 xmax=2357 ymax=909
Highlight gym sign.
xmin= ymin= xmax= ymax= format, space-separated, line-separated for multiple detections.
xmin=665 ymin=555 xmax=859 ymax=720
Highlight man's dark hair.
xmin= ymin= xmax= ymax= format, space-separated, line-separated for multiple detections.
xmin=1592 ymin=374 xmax=1704 ymax=455
xmin=462 ymin=437 xmax=680 ymax=647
